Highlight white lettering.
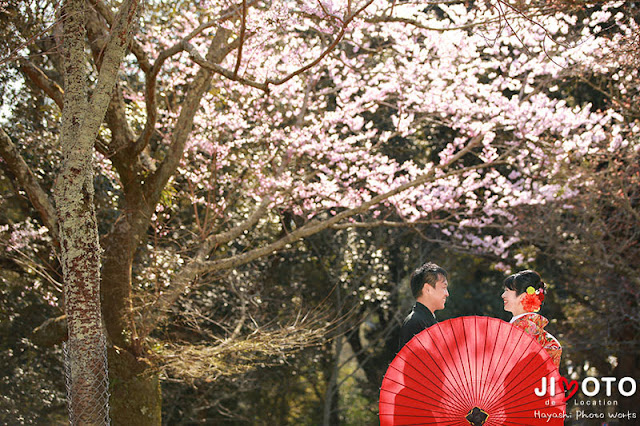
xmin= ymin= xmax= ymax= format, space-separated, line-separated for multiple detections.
xmin=619 ymin=377 xmax=637 ymax=397
xmin=582 ymin=377 xmax=600 ymax=397
xmin=601 ymin=377 xmax=616 ymax=396
xmin=533 ymin=410 xmax=569 ymax=422
xmin=608 ymin=411 xmax=637 ymax=419
xmin=576 ymin=410 xmax=604 ymax=419
xmin=534 ymin=377 xmax=556 ymax=397
xmin=535 ymin=377 xmax=548 ymax=397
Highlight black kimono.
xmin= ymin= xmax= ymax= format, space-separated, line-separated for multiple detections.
xmin=398 ymin=302 xmax=437 ymax=351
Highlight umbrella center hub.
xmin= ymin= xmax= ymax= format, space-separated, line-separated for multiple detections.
xmin=466 ymin=407 xmax=489 ymax=425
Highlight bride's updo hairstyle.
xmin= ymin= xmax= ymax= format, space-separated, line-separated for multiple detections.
xmin=504 ymin=270 xmax=546 ymax=312
xmin=504 ymin=270 xmax=543 ymax=294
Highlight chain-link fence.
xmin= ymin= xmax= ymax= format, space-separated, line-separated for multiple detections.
xmin=63 ymin=333 xmax=110 ymax=425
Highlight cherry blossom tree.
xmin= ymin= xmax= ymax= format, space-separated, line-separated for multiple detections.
xmin=1 ymin=0 xmax=638 ymax=422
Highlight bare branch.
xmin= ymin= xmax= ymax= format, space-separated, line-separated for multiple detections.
xmin=0 ymin=5 xmax=64 ymax=67
xmin=8 ymin=248 xmax=63 ymax=292
xmin=182 ymin=41 xmax=269 ymax=91
xmin=232 ymin=0 xmax=248 ymax=78
xmin=183 ymin=0 xmax=375 ymax=92
xmin=159 ymin=321 xmax=328 ymax=382
xmin=84 ymin=5 xmax=137 ymax=154
xmin=0 ymin=127 xmax=59 ymax=244
xmin=18 ymin=59 xmax=65 ymax=110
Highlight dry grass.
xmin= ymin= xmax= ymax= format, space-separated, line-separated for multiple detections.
xmin=156 ymin=325 xmax=328 ymax=383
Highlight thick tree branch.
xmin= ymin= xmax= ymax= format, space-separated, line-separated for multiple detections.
xmin=201 ymin=194 xmax=273 ymax=253
xmin=331 ymin=219 xmax=448 ymax=229
xmin=77 ymin=0 xmax=141 ymax=148
xmin=141 ymin=136 xmax=486 ymax=334
xmin=18 ymin=59 xmax=65 ymax=110
xmin=133 ymin=0 xmax=259 ymax=155
xmin=84 ymin=4 xmax=137 ymax=155
xmin=32 ymin=315 xmax=68 ymax=347
xmin=0 ymin=127 xmax=59 ymax=243
xmin=87 ymin=0 xmax=152 ymax=72
xmin=366 ymin=14 xmax=506 ymax=32
xmin=137 ymin=27 xmax=234 ymax=240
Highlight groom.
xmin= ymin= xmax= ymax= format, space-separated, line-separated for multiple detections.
xmin=398 ymin=262 xmax=449 ymax=350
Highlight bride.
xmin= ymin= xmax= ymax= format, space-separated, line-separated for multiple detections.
xmin=502 ymin=270 xmax=562 ymax=368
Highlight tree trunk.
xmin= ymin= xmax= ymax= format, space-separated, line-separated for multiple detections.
xmin=101 ymin=219 xmax=139 ymax=352
xmin=107 ymin=347 xmax=162 ymax=425
xmin=55 ymin=0 xmax=140 ymax=423
xmin=323 ymin=283 xmax=343 ymax=426
xmin=56 ymin=1 xmax=109 ymax=423
xmin=96 ymin=27 xmax=236 ymax=423
xmin=323 ymin=338 xmax=342 ymax=426
xmin=100 ymin=218 xmax=163 ymax=425
xmin=613 ymin=338 xmax=640 ymax=415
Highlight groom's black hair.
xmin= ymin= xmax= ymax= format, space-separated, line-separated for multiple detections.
xmin=504 ymin=270 xmax=543 ymax=295
xmin=410 ymin=262 xmax=448 ymax=298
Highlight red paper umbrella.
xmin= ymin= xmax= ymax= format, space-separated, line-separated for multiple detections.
xmin=380 ymin=316 xmax=566 ymax=425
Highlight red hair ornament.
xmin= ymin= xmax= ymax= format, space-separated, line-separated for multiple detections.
xmin=521 ymin=286 xmax=544 ymax=312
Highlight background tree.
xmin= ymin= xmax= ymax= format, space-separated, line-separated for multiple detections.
xmin=1 ymin=0 xmax=638 ymax=424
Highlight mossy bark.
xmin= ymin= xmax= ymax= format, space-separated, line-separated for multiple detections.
xmin=107 ymin=348 xmax=161 ymax=425
xmin=55 ymin=1 xmax=140 ymax=423
xmin=56 ymin=1 xmax=109 ymax=423
xmin=101 ymin=219 xmax=161 ymax=425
